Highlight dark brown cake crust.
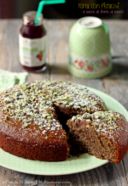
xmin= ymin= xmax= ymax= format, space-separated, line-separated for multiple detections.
xmin=0 ymin=111 xmax=68 ymax=161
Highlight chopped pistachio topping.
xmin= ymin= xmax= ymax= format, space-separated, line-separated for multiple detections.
xmin=1 ymin=81 xmax=106 ymax=131
xmin=52 ymin=82 xmax=106 ymax=112
xmin=71 ymin=111 xmax=122 ymax=133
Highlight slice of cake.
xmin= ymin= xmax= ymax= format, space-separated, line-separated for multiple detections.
xmin=67 ymin=111 xmax=128 ymax=163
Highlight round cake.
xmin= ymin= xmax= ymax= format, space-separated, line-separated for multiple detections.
xmin=0 ymin=81 xmax=127 ymax=162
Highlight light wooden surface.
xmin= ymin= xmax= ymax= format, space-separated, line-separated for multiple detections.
xmin=0 ymin=19 xmax=128 ymax=186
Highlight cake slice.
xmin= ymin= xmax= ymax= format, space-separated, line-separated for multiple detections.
xmin=67 ymin=111 xmax=128 ymax=163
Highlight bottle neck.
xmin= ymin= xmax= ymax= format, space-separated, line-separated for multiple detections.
xmin=23 ymin=11 xmax=43 ymax=26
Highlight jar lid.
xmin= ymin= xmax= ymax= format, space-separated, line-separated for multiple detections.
xmin=23 ymin=11 xmax=43 ymax=26
xmin=78 ymin=17 xmax=102 ymax=28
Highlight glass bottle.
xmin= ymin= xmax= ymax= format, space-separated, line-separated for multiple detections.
xmin=19 ymin=11 xmax=47 ymax=71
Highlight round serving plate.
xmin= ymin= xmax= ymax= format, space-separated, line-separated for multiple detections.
xmin=0 ymin=86 xmax=127 ymax=176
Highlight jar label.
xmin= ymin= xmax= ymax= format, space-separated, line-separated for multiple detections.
xmin=19 ymin=34 xmax=47 ymax=67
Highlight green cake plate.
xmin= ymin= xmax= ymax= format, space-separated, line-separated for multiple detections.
xmin=0 ymin=86 xmax=127 ymax=175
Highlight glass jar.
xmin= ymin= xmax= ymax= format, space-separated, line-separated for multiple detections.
xmin=19 ymin=11 xmax=47 ymax=71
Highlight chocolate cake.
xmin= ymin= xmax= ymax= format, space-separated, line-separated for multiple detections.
xmin=67 ymin=111 xmax=128 ymax=163
xmin=0 ymin=81 xmax=127 ymax=162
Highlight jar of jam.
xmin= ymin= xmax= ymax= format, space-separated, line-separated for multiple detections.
xmin=19 ymin=11 xmax=47 ymax=71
